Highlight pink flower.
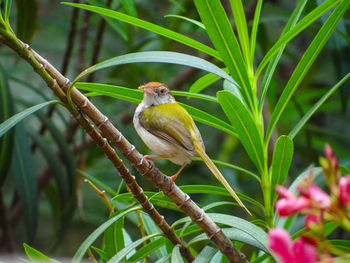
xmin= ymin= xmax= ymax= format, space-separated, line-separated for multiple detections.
xmin=324 ymin=144 xmax=338 ymax=168
xmin=268 ymin=228 xmax=317 ymax=263
xmin=276 ymin=186 xmax=310 ymax=216
xmin=298 ymin=183 xmax=331 ymax=209
xmin=305 ymin=214 xmax=320 ymax=230
xmin=339 ymin=176 xmax=350 ymax=205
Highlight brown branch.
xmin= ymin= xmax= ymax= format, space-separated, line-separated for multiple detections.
xmin=0 ymin=32 xmax=196 ymax=262
xmin=1 ymin=28 xmax=246 ymax=262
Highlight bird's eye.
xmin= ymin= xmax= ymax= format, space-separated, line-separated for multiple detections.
xmin=159 ymin=88 xmax=166 ymax=95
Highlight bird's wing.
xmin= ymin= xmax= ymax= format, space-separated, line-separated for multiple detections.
xmin=139 ymin=103 xmax=196 ymax=153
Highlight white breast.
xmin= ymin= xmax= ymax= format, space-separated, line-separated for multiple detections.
xmin=133 ymin=103 xmax=193 ymax=165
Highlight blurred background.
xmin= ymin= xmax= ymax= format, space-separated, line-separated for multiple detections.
xmin=0 ymin=0 xmax=349 ymax=259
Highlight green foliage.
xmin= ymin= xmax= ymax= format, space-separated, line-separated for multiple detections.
xmin=0 ymin=0 xmax=349 ymax=261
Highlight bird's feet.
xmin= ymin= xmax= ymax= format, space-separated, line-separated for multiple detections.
xmin=144 ymin=155 xmax=155 ymax=166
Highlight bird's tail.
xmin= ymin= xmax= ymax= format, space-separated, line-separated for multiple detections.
xmin=195 ymin=145 xmax=251 ymax=215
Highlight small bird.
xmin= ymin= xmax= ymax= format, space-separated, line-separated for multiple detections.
xmin=133 ymin=82 xmax=250 ymax=214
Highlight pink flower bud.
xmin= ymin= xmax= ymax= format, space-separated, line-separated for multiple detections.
xmin=293 ymin=236 xmax=317 ymax=263
xmin=268 ymin=228 xmax=293 ymax=263
xmin=276 ymin=186 xmax=310 ymax=216
xmin=298 ymin=182 xmax=331 ymax=209
xmin=309 ymin=184 xmax=331 ymax=209
xmin=305 ymin=214 xmax=320 ymax=230
xmin=276 ymin=196 xmax=310 ymax=216
xmin=339 ymin=176 xmax=350 ymax=205
xmin=268 ymin=229 xmax=317 ymax=263
xmin=324 ymin=144 xmax=338 ymax=171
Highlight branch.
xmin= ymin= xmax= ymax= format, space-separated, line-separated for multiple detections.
xmin=0 ymin=30 xmax=246 ymax=262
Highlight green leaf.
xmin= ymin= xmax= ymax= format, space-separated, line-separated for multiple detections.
xmin=258 ymin=0 xmax=308 ymax=110
xmin=72 ymin=51 xmax=234 ymax=85
xmin=107 ymin=232 xmax=162 ymax=263
xmin=62 ymin=2 xmax=219 ymax=59
xmin=329 ymin=240 xmax=350 ymax=252
xmin=102 ymin=214 xmax=121 ymax=259
xmin=265 ymin=0 xmax=350 ymax=143
xmin=190 ymin=227 xmax=269 ymax=253
xmin=228 ymin=0 xmax=250 ymax=63
xmin=250 ymin=0 xmax=263 ymax=66
xmin=194 ymin=0 xmax=253 ymax=109
xmin=289 ymin=72 xmax=350 ymax=138
xmin=171 ymin=245 xmax=184 ymax=263
xmin=72 ymin=206 xmax=142 ymax=263
xmin=15 ymin=0 xmax=37 ymax=44
xmin=255 ymin=0 xmax=339 ymax=78
xmin=0 ymin=65 xmax=14 ymax=185
xmin=140 ymin=213 xmax=167 ymax=259
xmin=223 ymin=80 xmax=245 ymax=106
xmin=12 ymin=123 xmax=37 ymax=242
xmin=0 ymin=100 xmax=59 ymax=138
xmin=127 ymin=236 xmax=166 ymax=262
xmin=23 ymin=243 xmax=55 ymax=263
xmin=164 ymin=14 xmax=205 ymax=30
xmin=114 ymin=185 xmax=263 ymax=211
xmin=4 ymin=0 xmax=12 ymax=22
xmin=177 ymin=213 xmax=268 ymax=252
xmin=189 ymin=72 xmax=222 ymax=94
xmin=193 ymin=245 xmax=217 ymax=263
xmin=217 ymin=90 xmax=264 ymax=174
xmin=270 ymin=135 xmax=294 ymax=201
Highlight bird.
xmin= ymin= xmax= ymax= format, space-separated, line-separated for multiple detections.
xmin=133 ymin=82 xmax=250 ymax=215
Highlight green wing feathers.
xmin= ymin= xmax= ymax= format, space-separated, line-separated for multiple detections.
xmin=140 ymin=102 xmax=199 ymax=152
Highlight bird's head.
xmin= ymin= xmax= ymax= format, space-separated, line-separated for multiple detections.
xmin=138 ymin=82 xmax=175 ymax=107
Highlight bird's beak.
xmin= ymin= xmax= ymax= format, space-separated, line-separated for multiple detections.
xmin=138 ymin=85 xmax=155 ymax=96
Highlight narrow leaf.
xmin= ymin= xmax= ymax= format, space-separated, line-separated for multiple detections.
xmin=62 ymin=2 xmax=220 ymax=59
xmin=217 ymin=90 xmax=265 ymax=174
xmin=171 ymin=245 xmax=184 ymax=263
xmin=177 ymin=213 xmax=268 ymax=252
xmin=72 ymin=206 xmax=142 ymax=263
xmin=189 ymin=72 xmax=222 ymax=93
xmin=0 ymin=100 xmax=58 ymax=138
xmin=265 ymin=0 xmax=350 ymax=143
xmin=270 ymin=135 xmax=294 ymax=201
xmin=289 ymin=72 xmax=350 ymax=138
xmin=12 ymin=123 xmax=37 ymax=242
xmin=193 ymin=245 xmax=217 ymax=263
xmin=194 ymin=0 xmax=253 ymax=109
xmin=250 ymin=0 xmax=263 ymax=66
xmin=259 ymin=0 xmax=308 ymax=109
xmin=229 ymin=0 xmax=250 ymax=63
xmin=164 ymin=14 xmax=205 ymax=30
xmin=73 ymin=51 xmax=235 ymax=86
xmin=255 ymin=0 xmax=339 ymax=78
xmin=4 ymin=0 xmax=12 ymax=22
xmin=0 ymin=65 xmax=14 ymax=185
xmin=23 ymin=243 xmax=55 ymax=263
xmin=107 ymin=233 xmax=162 ymax=263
